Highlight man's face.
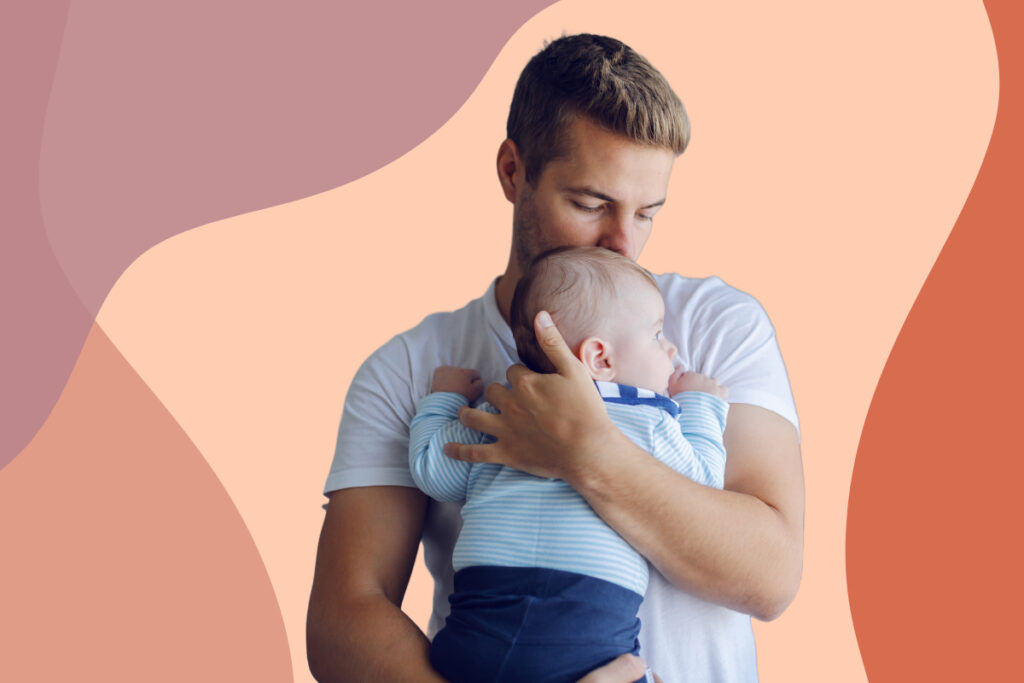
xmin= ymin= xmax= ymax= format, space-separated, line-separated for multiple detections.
xmin=511 ymin=116 xmax=676 ymax=270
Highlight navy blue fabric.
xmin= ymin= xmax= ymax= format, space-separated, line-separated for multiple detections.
xmin=595 ymin=381 xmax=680 ymax=417
xmin=430 ymin=566 xmax=644 ymax=683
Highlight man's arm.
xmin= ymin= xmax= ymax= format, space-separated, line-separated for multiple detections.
xmin=307 ymin=483 xmax=662 ymax=683
xmin=306 ymin=486 xmax=446 ymax=682
xmin=577 ymin=402 xmax=803 ymax=621
xmin=449 ymin=313 xmax=804 ymax=621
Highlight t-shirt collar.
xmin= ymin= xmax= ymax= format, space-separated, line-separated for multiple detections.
xmin=483 ymin=276 xmax=518 ymax=357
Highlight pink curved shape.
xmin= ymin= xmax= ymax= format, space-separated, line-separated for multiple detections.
xmin=3 ymin=0 xmax=557 ymax=468
xmin=0 ymin=3 xmax=79 ymax=468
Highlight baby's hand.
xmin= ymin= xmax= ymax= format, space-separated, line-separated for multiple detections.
xmin=669 ymin=368 xmax=728 ymax=400
xmin=431 ymin=366 xmax=484 ymax=403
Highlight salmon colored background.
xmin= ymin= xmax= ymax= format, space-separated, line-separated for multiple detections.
xmin=2 ymin=0 xmax=1018 ymax=681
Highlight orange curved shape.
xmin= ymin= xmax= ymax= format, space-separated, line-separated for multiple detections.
xmin=847 ymin=1 xmax=1024 ymax=680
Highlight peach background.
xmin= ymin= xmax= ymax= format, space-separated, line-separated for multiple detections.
xmin=2 ymin=0 xmax=1010 ymax=681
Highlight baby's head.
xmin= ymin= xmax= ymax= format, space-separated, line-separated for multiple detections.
xmin=510 ymin=246 xmax=678 ymax=394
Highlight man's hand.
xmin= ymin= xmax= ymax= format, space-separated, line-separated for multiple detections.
xmin=443 ymin=311 xmax=618 ymax=481
xmin=577 ymin=654 xmax=661 ymax=683
xmin=669 ymin=368 xmax=728 ymax=399
xmin=431 ymin=366 xmax=484 ymax=403
xmin=447 ymin=310 xmax=803 ymax=621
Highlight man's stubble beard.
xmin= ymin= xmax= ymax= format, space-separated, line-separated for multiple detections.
xmin=511 ymin=183 xmax=553 ymax=275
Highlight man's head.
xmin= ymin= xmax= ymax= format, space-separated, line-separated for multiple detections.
xmin=511 ymin=246 xmax=678 ymax=394
xmin=507 ymin=34 xmax=690 ymax=186
xmin=497 ymin=34 xmax=690 ymax=279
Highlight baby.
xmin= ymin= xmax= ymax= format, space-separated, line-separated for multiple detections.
xmin=409 ymin=246 xmax=729 ymax=683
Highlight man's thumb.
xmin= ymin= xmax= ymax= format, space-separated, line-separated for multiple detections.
xmin=536 ymin=310 xmax=555 ymax=333
xmin=534 ymin=310 xmax=576 ymax=372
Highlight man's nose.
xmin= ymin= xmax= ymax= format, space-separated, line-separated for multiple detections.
xmin=597 ymin=214 xmax=635 ymax=258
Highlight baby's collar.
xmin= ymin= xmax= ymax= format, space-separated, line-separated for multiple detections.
xmin=593 ymin=381 xmax=680 ymax=417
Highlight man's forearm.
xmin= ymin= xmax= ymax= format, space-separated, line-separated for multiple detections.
xmin=307 ymin=486 xmax=446 ymax=682
xmin=307 ymin=592 xmax=444 ymax=682
xmin=565 ymin=407 xmax=804 ymax=621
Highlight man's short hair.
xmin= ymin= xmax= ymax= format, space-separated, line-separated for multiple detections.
xmin=507 ymin=33 xmax=690 ymax=184
xmin=510 ymin=246 xmax=658 ymax=373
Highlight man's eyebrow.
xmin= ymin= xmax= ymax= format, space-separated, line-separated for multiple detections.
xmin=564 ymin=186 xmax=666 ymax=209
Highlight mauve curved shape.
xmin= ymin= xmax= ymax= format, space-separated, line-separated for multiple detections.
xmin=0 ymin=3 xmax=80 ymax=469
xmin=847 ymin=1 xmax=1024 ymax=679
xmin=3 ymin=0 xmax=556 ymax=468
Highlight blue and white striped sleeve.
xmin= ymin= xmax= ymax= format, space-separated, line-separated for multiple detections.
xmin=659 ymin=392 xmax=730 ymax=489
xmin=408 ymin=392 xmax=490 ymax=503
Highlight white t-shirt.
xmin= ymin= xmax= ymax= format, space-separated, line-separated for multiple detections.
xmin=325 ymin=274 xmax=799 ymax=683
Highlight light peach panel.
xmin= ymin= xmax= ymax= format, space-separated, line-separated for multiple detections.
xmin=96 ymin=0 xmax=996 ymax=680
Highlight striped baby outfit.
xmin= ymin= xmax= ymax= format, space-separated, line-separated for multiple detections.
xmin=409 ymin=382 xmax=728 ymax=596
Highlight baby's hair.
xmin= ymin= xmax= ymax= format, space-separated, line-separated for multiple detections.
xmin=510 ymin=246 xmax=658 ymax=373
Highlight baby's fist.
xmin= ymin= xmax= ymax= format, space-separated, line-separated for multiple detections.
xmin=431 ymin=366 xmax=484 ymax=402
xmin=669 ymin=368 xmax=728 ymax=400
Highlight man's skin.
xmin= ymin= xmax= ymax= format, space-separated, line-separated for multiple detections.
xmin=307 ymin=115 xmax=804 ymax=681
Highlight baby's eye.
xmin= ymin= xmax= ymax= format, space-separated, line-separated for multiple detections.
xmin=655 ymin=330 xmax=663 ymax=341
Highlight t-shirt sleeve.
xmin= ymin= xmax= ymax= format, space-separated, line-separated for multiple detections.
xmin=323 ymin=335 xmax=421 ymax=495
xmin=666 ymin=276 xmax=800 ymax=439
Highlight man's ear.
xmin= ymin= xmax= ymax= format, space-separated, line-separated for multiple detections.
xmin=496 ymin=138 xmax=524 ymax=203
xmin=579 ymin=337 xmax=615 ymax=382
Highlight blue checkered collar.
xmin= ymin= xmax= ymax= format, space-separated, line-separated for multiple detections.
xmin=594 ymin=381 xmax=680 ymax=417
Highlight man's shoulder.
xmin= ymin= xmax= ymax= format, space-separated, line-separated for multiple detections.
xmin=401 ymin=294 xmax=489 ymax=343
xmin=654 ymin=273 xmax=773 ymax=338
xmin=364 ymin=293 xmax=490 ymax=366
xmin=654 ymin=272 xmax=763 ymax=311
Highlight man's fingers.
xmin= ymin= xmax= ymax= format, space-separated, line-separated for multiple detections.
xmin=534 ymin=310 xmax=582 ymax=377
xmin=443 ymin=441 xmax=503 ymax=466
xmin=484 ymin=382 xmax=511 ymax=409
xmin=457 ymin=405 xmax=502 ymax=437
xmin=575 ymin=653 xmax=649 ymax=682
xmin=505 ymin=363 xmax=531 ymax=386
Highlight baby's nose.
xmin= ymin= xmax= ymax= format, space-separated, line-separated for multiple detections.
xmin=666 ymin=342 xmax=678 ymax=359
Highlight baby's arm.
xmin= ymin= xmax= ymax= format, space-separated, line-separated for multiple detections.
xmin=659 ymin=370 xmax=730 ymax=489
xmin=408 ymin=367 xmax=489 ymax=503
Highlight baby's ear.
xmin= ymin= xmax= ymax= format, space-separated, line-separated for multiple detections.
xmin=578 ymin=337 xmax=615 ymax=381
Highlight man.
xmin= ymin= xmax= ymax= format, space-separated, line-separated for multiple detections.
xmin=307 ymin=34 xmax=803 ymax=682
